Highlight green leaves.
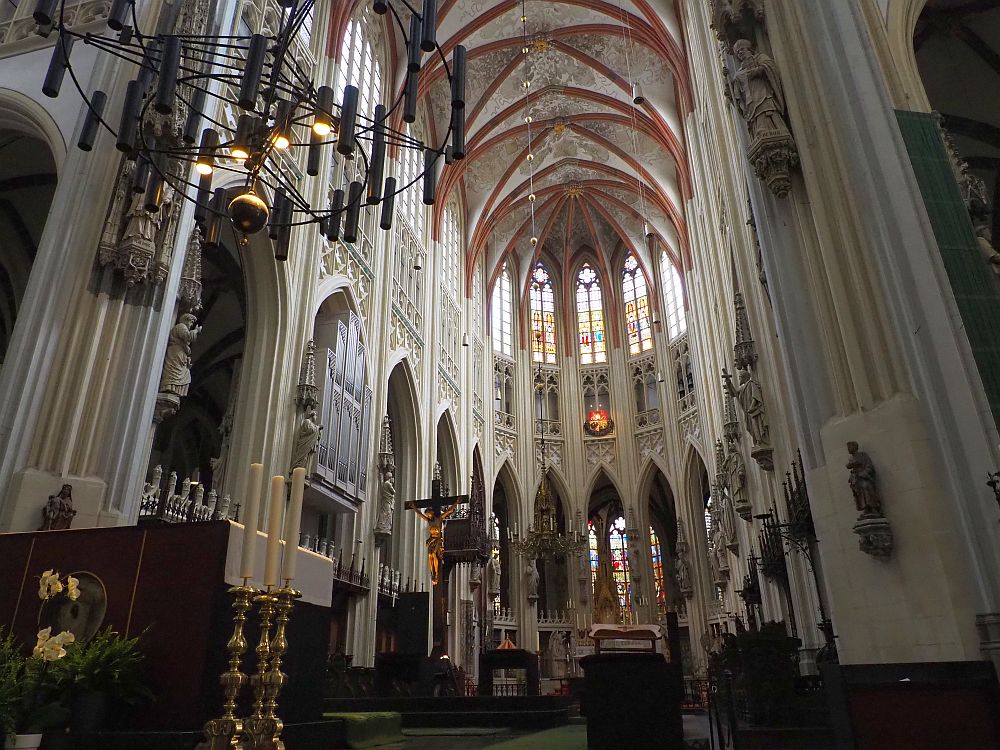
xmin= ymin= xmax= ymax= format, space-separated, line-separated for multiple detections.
xmin=52 ymin=629 xmax=153 ymax=705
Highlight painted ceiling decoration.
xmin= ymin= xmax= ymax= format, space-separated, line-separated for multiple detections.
xmin=366 ymin=0 xmax=692 ymax=293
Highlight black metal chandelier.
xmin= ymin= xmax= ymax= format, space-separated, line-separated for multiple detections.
xmin=37 ymin=0 xmax=466 ymax=256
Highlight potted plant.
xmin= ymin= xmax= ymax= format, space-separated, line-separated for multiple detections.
xmin=55 ymin=629 xmax=152 ymax=736
xmin=2 ymin=570 xmax=80 ymax=750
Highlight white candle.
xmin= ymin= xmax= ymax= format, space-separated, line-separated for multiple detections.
xmin=281 ymin=468 xmax=306 ymax=582
xmin=239 ymin=463 xmax=264 ymax=580
xmin=263 ymin=475 xmax=285 ymax=588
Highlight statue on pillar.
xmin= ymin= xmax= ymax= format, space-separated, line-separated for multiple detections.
xmin=487 ymin=551 xmax=501 ymax=596
xmin=373 ymin=459 xmax=396 ymax=539
xmin=374 ymin=416 xmax=395 ymax=540
xmin=525 ymin=559 xmax=540 ymax=603
xmin=155 ymin=312 xmax=202 ymax=421
xmin=848 ymin=442 xmax=893 ymax=560
xmin=729 ymin=39 xmax=799 ymax=198
xmin=723 ymin=366 xmax=773 ymax=470
xmin=725 ymin=440 xmax=751 ymax=520
xmin=39 ymin=484 xmax=76 ymax=531
xmin=289 ymin=407 xmax=323 ymax=472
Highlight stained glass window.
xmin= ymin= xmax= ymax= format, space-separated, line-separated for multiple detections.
xmin=660 ymin=251 xmax=687 ymax=340
xmin=492 ymin=263 xmax=513 ymax=357
xmin=609 ymin=516 xmax=631 ymax=609
xmin=576 ymin=264 xmax=606 ymax=364
xmin=650 ymin=526 xmax=666 ymax=613
xmin=589 ymin=522 xmax=599 ymax=588
xmin=530 ymin=263 xmax=557 ymax=363
xmin=622 ymin=254 xmax=654 ymax=355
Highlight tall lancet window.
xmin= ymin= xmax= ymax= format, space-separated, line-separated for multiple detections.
xmin=441 ymin=200 xmax=461 ymax=300
xmin=492 ymin=263 xmax=514 ymax=357
xmin=530 ymin=263 xmax=557 ymax=363
xmin=660 ymin=251 xmax=687 ymax=340
xmin=333 ymin=10 xmax=382 ymax=248
xmin=650 ymin=526 xmax=666 ymax=613
xmin=335 ymin=12 xmax=382 ymax=122
xmin=609 ymin=516 xmax=631 ymax=609
xmin=588 ymin=521 xmax=599 ymax=587
xmin=399 ymin=124 xmax=426 ymax=239
xmin=623 ymin=253 xmax=654 ymax=355
xmin=576 ymin=264 xmax=607 ymax=364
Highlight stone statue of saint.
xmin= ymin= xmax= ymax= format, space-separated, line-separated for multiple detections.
xmin=675 ymin=552 xmax=691 ymax=596
xmin=976 ymin=224 xmax=1000 ymax=291
xmin=40 ymin=484 xmax=76 ymax=531
xmin=159 ymin=313 xmax=201 ymax=398
xmin=847 ymin=441 xmax=883 ymax=516
xmin=730 ymin=39 xmax=791 ymax=143
xmin=373 ymin=459 xmax=395 ymax=535
xmin=525 ymin=559 xmax=540 ymax=602
xmin=290 ymin=408 xmax=323 ymax=472
xmin=486 ymin=551 xmax=501 ymax=595
xmin=121 ymin=193 xmax=160 ymax=245
xmin=726 ymin=446 xmax=749 ymax=518
xmin=548 ymin=631 xmax=568 ymax=677
xmin=722 ymin=367 xmax=769 ymax=448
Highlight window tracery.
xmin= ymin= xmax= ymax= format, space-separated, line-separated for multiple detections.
xmin=650 ymin=525 xmax=666 ymax=615
xmin=441 ymin=201 xmax=461 ymax=301
xmin=660 ymin=252 xmax=687 ymax=340
xmin=333 ymin=10 xmax=383 ymax=258
xmin=576 ymin=264 xmax=607 ymax=364
xmin=399 ymin=123 xmax=426 ymax=240
xmin=492 ymin=263 xmax=514 ymax=358
xmin=623 ymin=254 xmax=654 ymax=356
xmin=609 ymin=516 xmax=631 ymax=609
xmin=530 ymin=263 xmax=557 ymax=364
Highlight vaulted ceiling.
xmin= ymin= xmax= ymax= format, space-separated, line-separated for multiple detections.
xmin=376 ymin=0 xmax=691 ymax=295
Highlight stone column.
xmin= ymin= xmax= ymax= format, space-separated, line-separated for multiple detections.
xmin=732 ymin=0 xmax=1000 ymax=663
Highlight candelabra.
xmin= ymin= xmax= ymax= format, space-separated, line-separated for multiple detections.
xmin=510 ymin=365 xmax=589 ymax=561
xmin=755 ymin=508 xmax=837 ymax=663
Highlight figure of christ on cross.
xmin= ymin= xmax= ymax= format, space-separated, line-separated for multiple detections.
xmin=405 ymin=492 xmax=467 ymax=586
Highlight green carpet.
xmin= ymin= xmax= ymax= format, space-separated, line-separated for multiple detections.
xmin=483 ymin=725 xmax=586 ymax=750
xmin=403 ymin=728 xmax=507 ymax=736
xmin=324 ymin=711 xmax=404 ymax=748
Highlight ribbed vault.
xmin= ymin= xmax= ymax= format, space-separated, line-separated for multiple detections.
xmin=370 ymin=0 xmax=691 ymax=293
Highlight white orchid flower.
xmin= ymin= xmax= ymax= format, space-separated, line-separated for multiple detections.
xmin=32 ymin=627 xmax=52 ymax=658
xmin=66 ymin=576 xmax=80 ymax=601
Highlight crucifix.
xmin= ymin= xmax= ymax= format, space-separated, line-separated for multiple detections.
xmin=405 ymin=463 xmax=468 ymax=658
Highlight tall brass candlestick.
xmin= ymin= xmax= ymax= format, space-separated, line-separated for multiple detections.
xmin=239 ymin=590 xmax=280 ymax=750
xmin=261 ymin=584 xmax=301 ymax=748
xmin=196 ymin=582 xmax=254 ymax=750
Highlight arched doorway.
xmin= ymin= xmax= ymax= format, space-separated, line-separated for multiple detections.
xmin=587 ymin=470 xmax=629 ymax=625
xmin=490 ymin=461 xmax=519 ymax=646
xmin=0 ymin=129 xmax=57 ymax=369
xmin=385 ymin=361 xmax=420 ymax=571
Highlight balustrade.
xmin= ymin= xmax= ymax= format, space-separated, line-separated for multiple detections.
xmin=137 ymin=466 xmax=236 ymax=525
